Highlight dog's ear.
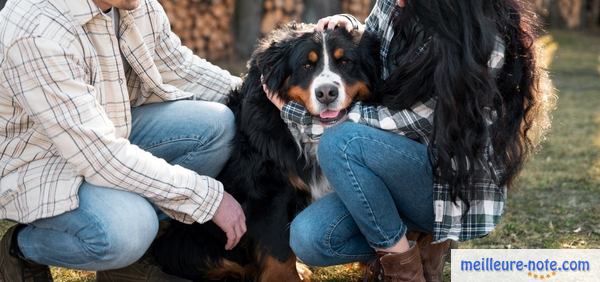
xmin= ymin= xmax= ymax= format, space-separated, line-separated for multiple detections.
xmin=252 ymin=23 xmax=313 ymax=92
xmin=358 ymin=31 xmax=382 ymax=89
xmin=255 ymin=41 xmax=292 ymax=92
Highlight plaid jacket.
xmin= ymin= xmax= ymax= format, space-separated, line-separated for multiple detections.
xmin=281 ymin=0 xmax=508 ymax=242
xmin=0 ymin=0 xmax=241 ymax=224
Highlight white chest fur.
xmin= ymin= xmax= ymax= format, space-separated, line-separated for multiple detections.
xmin=300 ymin=141 xmax=332 ymax=201
xmin=284 ymin=108 xmax=336 ymax=200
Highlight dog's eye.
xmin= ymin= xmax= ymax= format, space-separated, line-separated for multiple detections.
xmin=339 ymin=59 xmax=351 ymax=65
xmin=303 ymin=63 xmax=313 ymax=70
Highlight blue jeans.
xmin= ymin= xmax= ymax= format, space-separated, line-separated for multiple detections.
xmin=16 ymin=100 xmax=235 ymax=271
xmin=290 ymin=122 xmax=435 ymax=266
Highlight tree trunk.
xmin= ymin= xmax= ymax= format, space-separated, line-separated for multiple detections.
xmin=302 ymin=0 xmax=342 ymax=24
xmin=549 ymin=0 xmax=564 ymax=28
xmin=589 ymin=0 xmax=600 ymax=28
xmin=233 ymin=0 xmax=263 ymax=60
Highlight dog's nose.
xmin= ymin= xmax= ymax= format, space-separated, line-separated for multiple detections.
xmin=315 ymin=84 xmax=339 ymax=105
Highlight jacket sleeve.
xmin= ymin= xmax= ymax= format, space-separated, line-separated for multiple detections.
xmin=151 ymin=0 xmax=242 ymax=104
xmin=3 ymin=37 xmax=223 ymax=224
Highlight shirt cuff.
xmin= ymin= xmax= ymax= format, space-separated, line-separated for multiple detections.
xmin=193 ymin=175 xmax=224 ymax=223
xmin=163 ymin=175 xmax=224 ymax=224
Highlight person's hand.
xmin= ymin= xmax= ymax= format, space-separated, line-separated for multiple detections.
xmin=316 ymin=1 xmax=405 ymax=33
xmin=262 ymin=79 xmax=285 ymax=110
xmin=212 ymin=192 xmax=246 ymax=250
xmin=316 ymin=15 xmax=356 ymax=32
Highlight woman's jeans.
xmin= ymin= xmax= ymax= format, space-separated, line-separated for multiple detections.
xmin=290 ymin=122 xmax=435 ymax=266
xmin=16 ymin=100 xmax=235 ymax=271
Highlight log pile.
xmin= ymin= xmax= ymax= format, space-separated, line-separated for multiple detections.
xmin=159 ymin=0 xmax=235 ymax=61
xmin=341 ymin=0 xmax=373 ymax=22
xmin=157 ymin=0 xmax=379 ymax=61
xmin=260 ymin=0 xmax=305 ymax=34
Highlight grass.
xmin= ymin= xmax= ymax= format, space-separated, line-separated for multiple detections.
xmin=1 ymin=30 xmax=599 ymax=281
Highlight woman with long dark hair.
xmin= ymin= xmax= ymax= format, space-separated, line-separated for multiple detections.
xmin=266 ymin=0 xmax=554 ymax=281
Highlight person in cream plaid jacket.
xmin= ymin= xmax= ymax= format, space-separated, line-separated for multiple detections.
xmin=0 ymin=0 xmax=247 ymax=280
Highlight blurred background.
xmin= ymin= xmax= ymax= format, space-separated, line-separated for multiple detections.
xmin=151 ymin=0 xmax=600 ymax=64
xmin=157 ymin=0 xmax=373 ymax=62
xmin=1 ymin=0 xmax=600 ymax=281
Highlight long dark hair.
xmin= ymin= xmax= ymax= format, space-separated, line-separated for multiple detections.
xmin=380 ymin=0 xmax=555 ymax=203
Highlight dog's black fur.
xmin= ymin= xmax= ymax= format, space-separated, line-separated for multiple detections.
xmin=152 ymin=23 xmax=380 ymax=281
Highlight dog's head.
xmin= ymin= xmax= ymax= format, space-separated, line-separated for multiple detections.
xmin=253 ymin=23 xmax=381 ymax=125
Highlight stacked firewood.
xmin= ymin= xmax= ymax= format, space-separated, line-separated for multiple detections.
xmin=341 ymin=0 xmax=373 ymax=22
xmin=260 ymin=0 xmax=305 ymax=34
xmin=158 ymin=0 xmax=379 ymax=61
xmin=159 ymin=0 xmax=235 ymax=61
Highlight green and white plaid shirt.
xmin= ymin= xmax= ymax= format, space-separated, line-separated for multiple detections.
xmin=281 ymin=0 xmax=508 ymax=242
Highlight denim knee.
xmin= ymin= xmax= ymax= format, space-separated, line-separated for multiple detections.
xmin=318 ymin=122 xmax=358 ymax=163
xmin=205 ymin=102 xmax=235 ymax=145
xmin=290 ymin=213 xmax=330 ymax=266
xmin=84 ymin=201 xmax=159 ymax=270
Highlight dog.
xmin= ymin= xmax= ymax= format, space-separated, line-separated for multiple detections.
xmin=152 ymin=23 xmax=381 ymax=282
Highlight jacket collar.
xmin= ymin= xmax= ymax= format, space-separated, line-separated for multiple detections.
xmin=53 ymin=0 xmax=103 ymax=26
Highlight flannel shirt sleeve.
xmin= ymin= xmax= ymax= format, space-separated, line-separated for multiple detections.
xmin=153 ymin=1 xmax=242 ymax=104
xmin=348 ymin=99 xmax=436 ymax=140
xmin=364 ymin=0 xmax=381 ymax=34
xmin=280 ymin=101 xmax=324 ymax=140
xmin=4 ymin=37 xmax=223 ymax=224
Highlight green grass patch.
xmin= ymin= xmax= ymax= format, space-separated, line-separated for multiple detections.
xmin=1 ymin=30 xmax=599 ymax=281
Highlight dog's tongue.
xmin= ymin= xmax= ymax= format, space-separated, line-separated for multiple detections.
xmin=320 ymin=110 xmax=340 ymax=119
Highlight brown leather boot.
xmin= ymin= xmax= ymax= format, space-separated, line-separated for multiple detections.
xmin=405 ymin=232 xmax=451 ymax=282
xmin=415 ymin=234 xmax=451 ymax=282
xmin=376 ymin=244 xmax=426 ymax=282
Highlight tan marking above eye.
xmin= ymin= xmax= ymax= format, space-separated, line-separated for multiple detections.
xmin=308 ymin=51 xmax=318 ymax=63
xmin=334 ymin=48 xmax=345 ymax=60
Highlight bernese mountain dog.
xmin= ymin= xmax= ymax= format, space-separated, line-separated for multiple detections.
xmin=152 ymin=23 xmax=381 ymax=282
